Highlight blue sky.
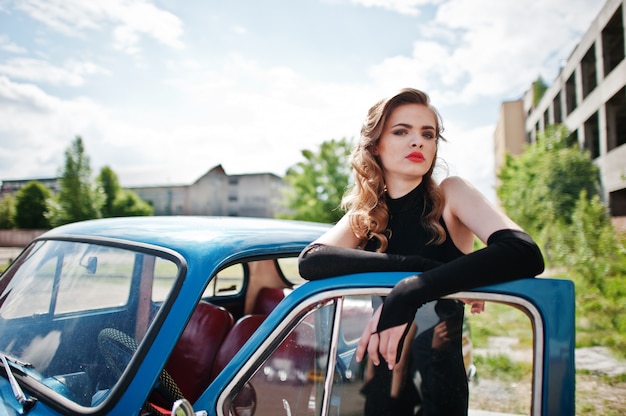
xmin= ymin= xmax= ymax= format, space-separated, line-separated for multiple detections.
xmin=0 ymin=0 xmax=605 ymax=201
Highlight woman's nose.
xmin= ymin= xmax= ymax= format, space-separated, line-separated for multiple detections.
xmin=410 ymin=133 xmax=423 ymax=148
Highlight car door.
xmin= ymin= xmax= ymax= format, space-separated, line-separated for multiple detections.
xmin=204 ymin=275 xmax=574 ymax=416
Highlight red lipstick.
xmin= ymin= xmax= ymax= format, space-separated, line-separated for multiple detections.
xmin=406 ymin=152 xmax=425 ymax=162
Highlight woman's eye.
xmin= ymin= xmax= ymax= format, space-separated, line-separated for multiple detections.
xmin=392 ymin=129 xmax=408 ymax=136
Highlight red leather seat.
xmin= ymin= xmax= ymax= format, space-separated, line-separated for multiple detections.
xmin=252 ymin=287 xmax=287 ymax=315
xmin=163 ymin=301 xmax=234 ymax=403
xmin=210 ymin=314 xmax=266 ymax=380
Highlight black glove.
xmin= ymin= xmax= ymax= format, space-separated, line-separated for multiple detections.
xmin=298 ymin=243 xmax=443 ymax=280
xmin=376 ymin=229 xmax=544 ymax=334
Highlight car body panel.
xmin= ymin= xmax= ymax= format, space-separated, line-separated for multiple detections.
xmin=0 ymin=217 xmax=574 ymax=416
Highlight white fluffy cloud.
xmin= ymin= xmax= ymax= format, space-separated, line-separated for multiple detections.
xmin=0 ymin=0 xmax=608 ymax=199
xmin=15 ymin=0 xmax=184 ymax=53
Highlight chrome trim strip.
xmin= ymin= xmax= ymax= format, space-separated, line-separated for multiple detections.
xmin=321 ymin=297 xmax=343 ymax=415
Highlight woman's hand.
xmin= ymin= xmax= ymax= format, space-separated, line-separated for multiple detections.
xmin=461 ymin=299 xmax=485 ymax=314
xmin=355 ymin=305 xmax=408 ymax=370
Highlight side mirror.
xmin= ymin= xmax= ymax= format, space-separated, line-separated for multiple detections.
xmin=80 ymin=255 xmax=97 ymax=274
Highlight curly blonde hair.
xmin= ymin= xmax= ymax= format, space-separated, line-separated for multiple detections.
xmin=341 ymin=88 xmax=446 ymax=251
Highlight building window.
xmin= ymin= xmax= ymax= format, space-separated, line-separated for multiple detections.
xmin=568 ymin=129 xmax=579 ymax=148
xmin=609 ymin=188 xmax=626 ymax=216
xmin=606 ymin=87 xmax=626 ymax=151
xmin=553 ymin=92 xmax=562 ymax=124
xmin=565 ymin=73 xmax=577 ymax=115
xmin=581 ymin=44 xmax=597 ymax=98
xmin=584 ymin=112 xmax=600 ymax=159
xmin=602 ymin=5 xmax=625 ymax=77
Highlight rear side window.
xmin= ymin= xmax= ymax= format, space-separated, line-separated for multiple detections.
xmin=202 ymin=263 xmax=246 ymax=297
xmin=276 ymin=257 xmax=306 ymax=286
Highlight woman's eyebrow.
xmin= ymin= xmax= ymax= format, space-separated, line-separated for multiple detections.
xmin=391 ymin=122 xmax=412 ymax=128
xmin=390 ymin=123 xmax=436 ymax=131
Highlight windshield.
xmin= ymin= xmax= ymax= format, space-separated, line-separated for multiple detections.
xmin=0 ymin=239 xmax=180 ymax=408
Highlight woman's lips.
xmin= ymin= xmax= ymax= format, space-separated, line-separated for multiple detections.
xmin=406 ymin=152 xmax=425 ymax=162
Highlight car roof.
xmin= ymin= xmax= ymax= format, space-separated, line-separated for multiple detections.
xmin=40 ymin=216 xmax=329 ymax=265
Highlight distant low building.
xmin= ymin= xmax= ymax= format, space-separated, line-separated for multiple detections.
xmin=0 ymin=177 xmax=59 ymax=199
xmin=1 ymin=165 xmax=291 ymax=219
xmin=128 ymin=165 xmax=290 ymax=218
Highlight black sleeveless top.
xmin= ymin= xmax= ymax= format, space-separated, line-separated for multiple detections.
xmin=366 ymin=182 xmax=464 ymax=263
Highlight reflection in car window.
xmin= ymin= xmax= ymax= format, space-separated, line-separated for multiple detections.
xmin=230 ymin=301 xmax=336 ymax=415
xmin=152 ymin=256 xmax=182 ymax=302
xmin=0 ymin=240 xmax=180 ymax=409
xmin=330 ymin=297 xmax=534 ymax=416
xmin=228 ymin=294 xmax=535 ymax=415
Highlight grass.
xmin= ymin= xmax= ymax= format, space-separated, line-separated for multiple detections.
xmin=468 ymin=301 xmax=533 ymax=349
xmin=472 ymin=353 xmax=532 ymax=381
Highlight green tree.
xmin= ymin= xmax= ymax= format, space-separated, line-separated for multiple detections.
xmin=47 ymin=136 xmax=103 ymax=227
xmin=110 ymin=190 xmax=154 ymax=217
xmin=497 ymin=124 xmax=626 ymax=355
xmin=497 ymin=125 xmax=600 ymax=262
xmin=532 ymin=76 xmax=548 ymax=107
xmin=97 ymin=166 xmax=153 ymax=217
xmin=0 ymin=195 xmax=16 ymax=229
xmin=98 ymin=166 xmax=121 ymax=217
xmin=13 ymin=181 xmax=51 ymax=229
xmin=282 ymin=138 xmax=353 ymax=223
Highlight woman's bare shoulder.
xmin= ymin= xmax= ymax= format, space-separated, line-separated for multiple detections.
xmin=313 ymin=215 xmax=361 ymax=248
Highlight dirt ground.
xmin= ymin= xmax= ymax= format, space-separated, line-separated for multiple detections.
xmin=576 ymin=373 xmax=626 ymax=415
xmin=471 ymin=339 xmax=626 ymax=415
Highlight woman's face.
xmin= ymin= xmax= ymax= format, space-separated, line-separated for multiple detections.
xmin=374 ymin=103 xmax=438 ymax=190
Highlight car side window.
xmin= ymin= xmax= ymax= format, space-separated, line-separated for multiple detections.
xmin=226 ymin=294 xmax=536 ymax=416
xmin=228 ymin=301 xmax=336 ymax=415
xmin=329 ymin=296 xmax=535 ymax=416
xmin=276 ymin=257 xmax=306 ymax=286
xmin=203 ymin=263 xmax=245 ymax=298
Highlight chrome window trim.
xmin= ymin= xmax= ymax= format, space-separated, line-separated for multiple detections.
xmin=322 ymin=296 xmax=343 ymax=414
xmin=452 ymin=291 xmax=544 ymax=416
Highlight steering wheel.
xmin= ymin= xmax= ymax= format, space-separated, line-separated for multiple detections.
xmin=98 ymin=328 xmax=184 ymax=413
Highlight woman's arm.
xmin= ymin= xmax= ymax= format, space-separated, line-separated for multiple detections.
xmin=299 ymin=216 xmax=443 ymax=279
xmin=441 ymin=176 xmax=521 ymax=247
xmin=356 ymin=177 xmax=545 ymax=368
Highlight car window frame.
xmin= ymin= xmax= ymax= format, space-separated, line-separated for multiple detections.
xmin=1 ymin=235 xmax=189 ymax=415
xmin=215 ymin=286 xmax=548 ymax=416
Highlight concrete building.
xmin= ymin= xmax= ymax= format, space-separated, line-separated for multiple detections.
xmin=129 ymin=165 xmax=290 ymax=218
xmin=494 ymin=100 xmax=527 ymax=171
xmin=0 ymin=178 xmax=59 ymax=199
xmin=1 ymin=166 xmax=290 ymax=219
xmin=495 ymin=0 xmax=626 ymax=222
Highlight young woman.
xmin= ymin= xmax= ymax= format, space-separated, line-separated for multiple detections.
xmin=298 ymin=88 xmax=544 ymax=415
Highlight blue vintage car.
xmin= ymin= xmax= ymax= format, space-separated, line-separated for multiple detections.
xmin=0 ymin=216 xmax=574 ymax=416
